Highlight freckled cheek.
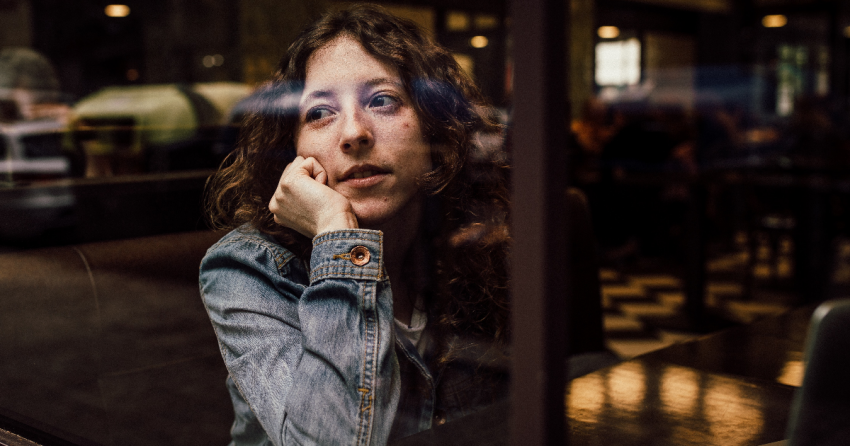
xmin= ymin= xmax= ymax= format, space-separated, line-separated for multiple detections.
xmin=295 ymin=135 xmax=328 ymax=161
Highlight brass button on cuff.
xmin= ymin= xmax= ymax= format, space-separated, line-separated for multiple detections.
xmin=349 ymin=246 xmax=371 ymax=266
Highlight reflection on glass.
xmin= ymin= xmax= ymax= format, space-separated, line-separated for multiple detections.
xmin=2 ymin=0 xmax=847 ymax=444
xmin=69 ymin=82 xmax=250 ymax=177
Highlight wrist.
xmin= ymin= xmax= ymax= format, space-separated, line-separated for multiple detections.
xmin=316 ymin=212 xmax=359 ymax=235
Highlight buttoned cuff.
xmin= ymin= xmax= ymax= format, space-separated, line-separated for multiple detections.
xmin=309 ymin=229 xmax=384 ymax=283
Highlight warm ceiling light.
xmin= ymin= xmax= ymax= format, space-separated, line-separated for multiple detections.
xmin=844 ymin=26 xmax=850 ymax=38
xmin=105 ymin=4 xmax=130 ymax=17
xmin=447 ymin=11 xmax=469 ymax=32
xmin=762 ymin=15 xmax=787 ymax=28
xmin=470 ymin=35 xmax=489 ymax=49
xmin=598 ymin=26 xmax=620 ymax=39
xmin=203 ymin=54 xmax=224 ymax=68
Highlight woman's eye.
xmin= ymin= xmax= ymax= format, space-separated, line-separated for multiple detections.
xmin=305 ymin=107 xmax=332 ymax=122
xmin=369 ymin=94 xmax=398 ymax=109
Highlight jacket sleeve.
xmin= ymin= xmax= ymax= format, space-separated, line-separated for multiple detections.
xmin=199 ymin=229 xmax=400 ymax=446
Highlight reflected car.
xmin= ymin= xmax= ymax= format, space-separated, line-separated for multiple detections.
xmin=68 ymin=82 xmax=251 ymax=175
xmin=0 ymin=119 xmax=75 ymax=239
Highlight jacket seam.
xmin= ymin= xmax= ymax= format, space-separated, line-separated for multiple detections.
xmin=314 ymin=235 xmax=381 ymax=248
xmin=199 ymin=289 xmax=268 ymax=442
xmin=214 ymin=233 xmax=298 ymax=275
xmin=394 ymin=336 xmax=434 ymax=388
xmin=356 ymin=281 xmax=379 ymax=446
xmin=310 ymin=269 xmax=382 ymax=282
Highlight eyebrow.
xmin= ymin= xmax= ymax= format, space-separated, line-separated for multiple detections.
xmin=364 ymin=77 xmax=402 ymax=89
xmin=300 ymin=77 xmax=403 ymax=104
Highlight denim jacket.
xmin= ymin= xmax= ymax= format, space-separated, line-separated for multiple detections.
xmin=199 ymin=226 xmax=507 ymax=446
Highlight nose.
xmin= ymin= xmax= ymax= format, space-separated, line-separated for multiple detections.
xmin=339 ymin=108 xmax=373 ymax=152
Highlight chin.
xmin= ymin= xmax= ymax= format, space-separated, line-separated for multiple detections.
xmin=353 ymin=198 xmax=422 ymax=233
xmin=353 ymin=211 xmax=395 ymax=230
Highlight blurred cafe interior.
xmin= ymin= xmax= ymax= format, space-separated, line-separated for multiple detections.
xmin=3 ymin=0 xmax=850 ymax=444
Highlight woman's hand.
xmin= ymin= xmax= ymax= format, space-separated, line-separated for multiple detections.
xmin=269 ymin=156 xmax=358 ymax=238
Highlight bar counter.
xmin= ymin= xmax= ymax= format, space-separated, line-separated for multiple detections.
xmin=395 ymin=304 xmax=818 ymax=446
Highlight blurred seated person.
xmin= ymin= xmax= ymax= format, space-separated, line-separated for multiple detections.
xmin=595 ymin=101 xmax=693 ymax=262
xmin=782 ymin=95 xmax=850 ymax=170
xmin=570 ymin=97 xmax=618 ymax=185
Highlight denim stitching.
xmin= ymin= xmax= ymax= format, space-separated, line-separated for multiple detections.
xmin=358 ymin=281 xmax=371 ymax=445
xmin=356 ymin=282 xmax=368 ymax=445
xmin=315 ymin=233 xmax=381 ymax=240
xmin=394 ymin=336 xmax=434 ymax=388
xmin=311 ymin=264 xmax=382 ymax=274
xmin=310 ymin=269 xmax=382 ymax=281
xmin=357 ymin=280 xmax=380 ymax=446
xmin=213 ymin=234 xmax=297 ymax=272
xmin=314 ymin=236 xmax=381 ymax=248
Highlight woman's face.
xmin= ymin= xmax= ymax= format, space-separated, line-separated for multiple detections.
xmin=295 ymin=36 xmax=432 ymax=229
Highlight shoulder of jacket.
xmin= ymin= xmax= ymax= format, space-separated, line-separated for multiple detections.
xmin=206 ymin=224 xmax=300 ymax=271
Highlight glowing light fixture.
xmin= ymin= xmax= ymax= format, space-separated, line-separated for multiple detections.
xmin=595 ymin=38 xmax=641 ymax=86
xmin=844 ymin=26 xmax=850 ymax=38
xmin=105 ymin=4 xmax=130 ymax=17
xmin=447 ymin=11 xmax=469 ymax=31
xmin=597 ymin=26 xmax=620 ymax=39
xmin=762 ymin=15 xmax=787 ymax=28
xmin=470 ymin=36 xmax=489 ymax=49
xmin=203 ymin=54 xmax=225 ymax=68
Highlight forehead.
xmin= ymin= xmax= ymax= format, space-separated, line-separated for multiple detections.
xmin=303 ymin=36 xmax=401 ymax=89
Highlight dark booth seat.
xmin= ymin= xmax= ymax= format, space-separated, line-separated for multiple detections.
xmin=564 ymin=187 xmax=621 ymax=376
xmin=0 ymin=230 xmax=232 ymax=446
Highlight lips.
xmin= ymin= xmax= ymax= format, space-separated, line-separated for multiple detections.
xmin=339 ymin=164 xmax=389 ymax=187
xmin=349 ymin=170 xmax=377 ymax=179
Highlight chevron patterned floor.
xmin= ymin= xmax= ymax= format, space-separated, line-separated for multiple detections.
xmin=602 ymin=234 xmax=850 ymax=359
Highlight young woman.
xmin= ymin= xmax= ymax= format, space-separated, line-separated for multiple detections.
xmin=200 ymin=5 xmax=510 ymax=445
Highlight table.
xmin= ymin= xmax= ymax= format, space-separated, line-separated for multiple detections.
xmin=394 ymin=304 xmax=817 ymax=446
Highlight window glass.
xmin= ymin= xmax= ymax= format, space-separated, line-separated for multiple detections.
xmin=4 ymin=0 xmax=850 ymax=444
xmin=0 ymin=2 xmax=514 ymax=445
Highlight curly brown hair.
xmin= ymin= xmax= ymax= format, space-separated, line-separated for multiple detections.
xmin=205 ymin=3 xmax=511 ymax=354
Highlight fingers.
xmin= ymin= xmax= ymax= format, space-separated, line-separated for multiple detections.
xmin=279 ymin=155 xmax=303 ymax=180
xmin=279 ymin=156 xmax=328 ymax=185
xmin=314 ymin=169 xmax=328 ymax=185
xmin=269 ymin=155 xmax=353 ymax=237
xmin=298 ymin=157 xmax=329 ymax=184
